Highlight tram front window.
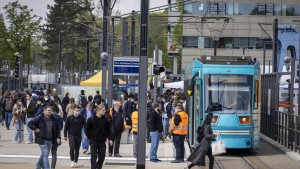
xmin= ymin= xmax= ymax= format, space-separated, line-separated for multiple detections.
xmin=205 ymin=74 xmax=253 ymax=114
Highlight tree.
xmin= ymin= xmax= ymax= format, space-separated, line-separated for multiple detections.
xmin=0 ymin=14 xmax=11 ymax=63
xmin=2 ymin=0 xmax=42 ymax=65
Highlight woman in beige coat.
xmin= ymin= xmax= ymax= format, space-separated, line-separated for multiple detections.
xmin=12 ymin=98 xmax=24 ymax=143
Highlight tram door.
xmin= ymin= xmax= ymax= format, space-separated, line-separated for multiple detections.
xmin=189 ymin=78 xmax=203 ymax=146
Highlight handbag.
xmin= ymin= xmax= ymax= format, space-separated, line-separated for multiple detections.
xmin=211 ymin=136 xmax=226 ymax=156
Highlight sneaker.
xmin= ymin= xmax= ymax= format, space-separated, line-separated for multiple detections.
xmin=114 ymin=154 xmax=122 ymax=157
xmin=25 ymin=141 xmax=33 ymax=144
xmin=86 ymin=150 xmax=91 ymax=155
xmin=171 ymin=159 xmax=182 ymax=163
xmin=12 ymin=141 xmax=18 ymax=144
xmin=150 ymin=159 xmax=158 ymax=162
xmin=71 ymin=161 xmax=75 ymax=168
xmin=83 ymin=149 xmax=87 ymax=154
xmin=155 ymin=159 xmax=162 ymax=162
xmin=108 ymin=153 xmax=112 ymax=157
xmin=73 ymin=162 xmax=79 ymax=168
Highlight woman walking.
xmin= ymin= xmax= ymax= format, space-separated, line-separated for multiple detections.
xmin=12 ymin=98 xmax=24 ymax=143
xmin=185 ymin=113 xmax=218 ymax=169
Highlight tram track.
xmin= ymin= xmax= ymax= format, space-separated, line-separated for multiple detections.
xmin=215 ymin=154 xmax=257 ymax=169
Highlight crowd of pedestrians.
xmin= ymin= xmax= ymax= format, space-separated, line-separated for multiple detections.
xmin=0 ymin=87 xmax=192 ymax=169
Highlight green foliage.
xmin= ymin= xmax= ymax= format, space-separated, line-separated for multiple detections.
xmin=2 ymin=0 xmax=42 ymax=64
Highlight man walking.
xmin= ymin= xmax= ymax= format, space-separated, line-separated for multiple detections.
xmin=108 ymin=101 xmax=124 ymax=157
xmin=64 ymin=106 xmax=85 ymax=168
xmin=23 ymin=93 xmax=37 ymax=144
xmin=85 ymin=104 xmax=112 ymax=169
xmin=149 ymin=102 xmax=163 ymax=162
xmin=28 ymin=106 xmax=61 ymax=169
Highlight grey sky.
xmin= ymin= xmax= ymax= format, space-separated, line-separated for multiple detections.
xmin=0 ymin=0 xmax=168 ymax=23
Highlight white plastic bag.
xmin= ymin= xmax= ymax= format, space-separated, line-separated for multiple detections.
xmin=211 ymin=136 xmax=226 ymax=156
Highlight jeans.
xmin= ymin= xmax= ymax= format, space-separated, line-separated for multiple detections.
xmin=150 ymin=131 xmax=161 ymax=160
xmin=26 ymin=117 xmax=34 ymax=143
xmin=69 ymin=134 xmax=81 ymax=163
xmin=51 ymin=144 xmax=58 ymax=169
xmin=5 ymin=112 xmax=12 ymax=128
xmin=90 ymin=141 xmax=106 ymax=169
xmin=162 ymin=118 xmax=170 ymax=137
xmin=173 ymin=134 xmax=185 ymax=160
xmin=37 ymin=140 xmax=53 ymax=169
xmin=13 ymin=120 xmax=24 ymax=143
xmin=133 ymin=134 xmax=138 ymax=156
xmin=109 ymin=131 xmax=122 ymax=154
xmin=81 ymin=128 xmax=89 ymax=150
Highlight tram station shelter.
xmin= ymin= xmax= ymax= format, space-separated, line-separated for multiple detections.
xmin=80 ymin=71 xmax=126 ymax=86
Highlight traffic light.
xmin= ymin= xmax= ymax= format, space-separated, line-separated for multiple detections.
xmin=153 ymin=64 xmax=165 ymax=75
xmin=14 ymin=62 xmax=20 ymax=78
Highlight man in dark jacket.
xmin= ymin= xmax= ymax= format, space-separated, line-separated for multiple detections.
xmin=85 ymin=104 xmax=112 ymax=169
xmin=23 ymin=93 xmax=37 ymax=144
xmin=149 ymin=102 xmax=163 ymax=162
xmin=108 ymin=101 xmax=124 ymax=157
xmin=64 ymin=106 xmax=85 ymax=168
xmin=28 ymin=106 xmax=61 ymax=169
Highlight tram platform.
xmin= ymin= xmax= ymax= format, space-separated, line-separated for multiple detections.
xmin=0 ymin=127 xmax=190 ymax=169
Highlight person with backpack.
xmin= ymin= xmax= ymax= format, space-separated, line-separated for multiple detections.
xmin=4 ymin=92 xmax=14 ymax=130
xmin=185 ymin=113 xmax=219 ymax=169
xmin=161 ymin=95 xmax=173 ymax=141
xmin=107 ymin=101 xmax=124 ymax=157
xmin=76 ymin=90 xmax=87 ymax=108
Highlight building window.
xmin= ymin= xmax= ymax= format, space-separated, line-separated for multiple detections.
xmin=234 ymin=3 xmax=258 ymax=15
xmin=219 ymin=37 xmax=233 ymax=48
xmin=183 ymin=2 xmax=209 ymax=14
xmin=257 ymin=3 xmax=266 ymax=15
xmin=210 ymin=2 xmax=226 ymax=14
xmin=274 ymin=4 xmax=282 ymax=16
xmin=266 ymin=4 xmax=274 ymax=16
xmin=226 ymin=3 xmax=234 ymax=15
xmin=233 ymin=37 xmax=248 ymax=49
xmin=183 ymin=37 xmax=198 ymax=48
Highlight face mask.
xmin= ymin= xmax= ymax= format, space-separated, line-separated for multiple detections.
xmin=37 ymin=101 xmax=42 ymax=105
xmin=44 ymin=98 xmax=49 ymax=101
xmin=74 ymin=111 xmax=80 ymax=117
xmin=131 ymin=99 xmax=134 ymax=102
xmin=121 ymin=94 xmax=124 ymax=98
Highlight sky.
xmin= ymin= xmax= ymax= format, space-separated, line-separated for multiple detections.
xmin=0 ymin=0 xmax=168 ymax=23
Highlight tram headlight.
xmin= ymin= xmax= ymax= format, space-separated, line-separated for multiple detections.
xmin=212 ymin=116 xmax=218 ymax=124
xmin=239 ymin=116 xmax=251 ymax=124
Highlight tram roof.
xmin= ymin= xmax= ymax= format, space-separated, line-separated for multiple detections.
xmin=196 ymin=55 xmax=256 ymax=65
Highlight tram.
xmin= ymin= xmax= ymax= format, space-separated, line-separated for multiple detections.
xmin=184 ymin=56 xmax=260 ymax=149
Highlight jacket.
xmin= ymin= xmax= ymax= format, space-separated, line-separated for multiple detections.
xmin=85 ymin=115 xmax=111 ymax=143
xmin=25 ymin=100 xmax=37 ymax=118
xmin=28 ymin=113 xmax=61 ymax=145
xmin=108 ymin=108 xmax=124 ymax=133
xmin=149 ymin=109 xmax=163 ymax=132
xmin=12 ymin=103 xmax=23 ymax=123
xmin=131 ymin=111 xmax=138 ymax=134
xmin=170 ymin=111 xmax=188 ymax=135
xmin=187 ymin=124 xmax=216 ymax=165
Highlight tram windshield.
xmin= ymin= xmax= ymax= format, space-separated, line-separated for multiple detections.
xmin=204 ymin=74 xmax=253 ymax=114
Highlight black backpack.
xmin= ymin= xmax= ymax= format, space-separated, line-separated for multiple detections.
xmin=197 ymin=125 xmax=204 ymax=143
xmin=79 ymin=95 xmax=87 ymax=107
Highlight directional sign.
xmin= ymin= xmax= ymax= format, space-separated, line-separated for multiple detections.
xmin=113 ymin=56 xmax=139 ymax=76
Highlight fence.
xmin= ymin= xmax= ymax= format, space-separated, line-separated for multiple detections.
xmin=1 ymin=77 xmax=26 ymax=93
xmin=261 ymin=73 xmax=300 ymax=154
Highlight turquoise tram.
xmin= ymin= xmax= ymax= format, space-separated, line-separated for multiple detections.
xmin=184 ymin=56 xmax=260 ymax=149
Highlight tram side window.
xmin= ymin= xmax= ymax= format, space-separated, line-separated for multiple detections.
xmin=254 ymin=80 xmax=259 ymax=109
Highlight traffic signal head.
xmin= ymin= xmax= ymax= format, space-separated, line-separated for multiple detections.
xmin=14 ymin=62 xmax=20 ymax=78
xmin=153 ymin=65 xmax=165 ymax=75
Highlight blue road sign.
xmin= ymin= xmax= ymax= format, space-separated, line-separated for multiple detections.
xmin=113 ymin=56 xmax=139 ymax=76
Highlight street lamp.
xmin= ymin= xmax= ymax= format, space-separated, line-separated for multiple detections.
xmin=101 ymin=52 xmax=108 ymax=101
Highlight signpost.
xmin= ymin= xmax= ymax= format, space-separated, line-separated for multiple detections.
xmin=113 ymin=56 xmax=139 ymax=76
